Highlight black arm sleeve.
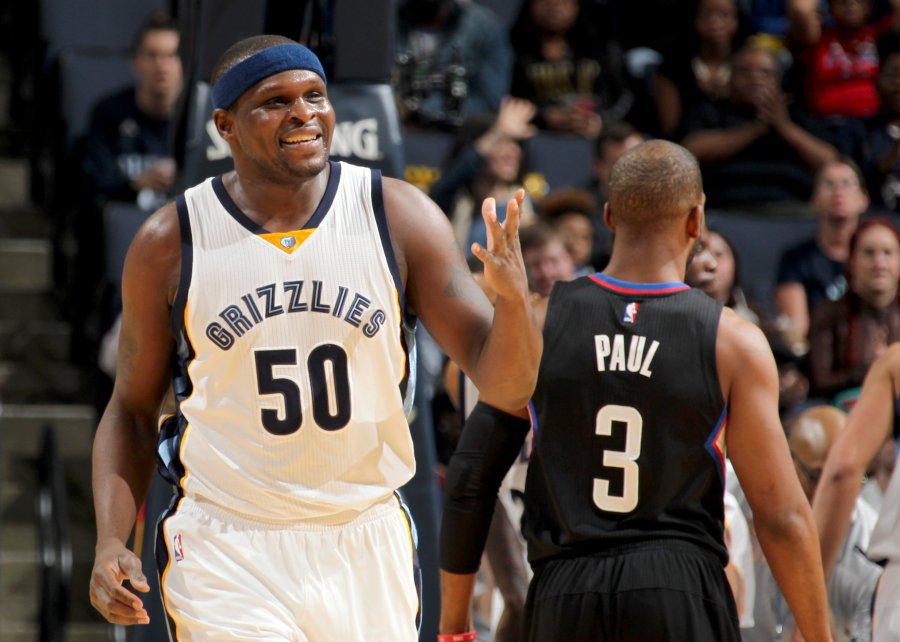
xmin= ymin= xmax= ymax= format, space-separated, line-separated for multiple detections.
xmin=440 ymin=401 xmax=531 ymax=574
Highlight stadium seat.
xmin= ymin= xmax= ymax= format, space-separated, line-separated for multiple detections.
xmin=522 ymin=132 xmax=595 ymax=196
xmin=57 ymin=48 xmax=133 ymax=157
xmin=39 ymin=0 xmax=167 ymax=64
xmin=707 ymin=212 xmax=818 ymax=318
xmin=402 ymin=129 xmax=454 ymax=193
xmin=102 ymin=202 xmax=151 ymax=287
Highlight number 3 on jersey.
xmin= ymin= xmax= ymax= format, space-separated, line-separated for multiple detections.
xmin=593 ymin=404 xmax=642 ymax=513
xmin=254 ymin=345 xmax=351 ymax=435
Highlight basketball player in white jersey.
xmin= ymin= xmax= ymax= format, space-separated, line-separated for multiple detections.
xmin=814 ymin=343 xmax=900 ymax=642
xmin=88 ymin=35 xmax=541 ymax=640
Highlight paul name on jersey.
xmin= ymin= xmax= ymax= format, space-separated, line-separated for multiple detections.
xmin=205 ymin=279 xmax=388 ymax=350
xmin=595 ymin=333 xmax=660 ymax=377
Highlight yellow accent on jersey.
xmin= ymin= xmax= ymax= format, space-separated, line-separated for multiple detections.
xmin=259 ymin=229 xmax=315 ymax=254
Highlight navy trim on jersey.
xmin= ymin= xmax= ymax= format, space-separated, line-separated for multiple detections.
xmin=211 ymin=160 xmax=342 ymax=233
xmin=159 ymin=195 xmax=195 ymax=490
xmin=171 ymin=195 xmax=193 ymax=338
xmin=589 ymin=272 xmax=690 ymax=295
xmin=704 ymin=408 xmax=728 ymax=487
xmin=156 ymin=496 xmax=180 ymax=642
xmin=370 ymin=169 xmax=405 ymax=312
xmin=527 ymin=400 xmax=538 ymax=440
xmin=395 ymin=492 xmax=423 ymax=633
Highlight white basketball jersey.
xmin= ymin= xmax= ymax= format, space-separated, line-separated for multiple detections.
xmin=868 ymin=448 xmax=900 ymax=563
xmin=157 ymin=161 xmax=416 ymax=524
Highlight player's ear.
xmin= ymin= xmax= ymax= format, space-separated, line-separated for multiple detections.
xmin=686 ymin=203 xmax=704 ymax=241
xmin=603 ymin=202 xmax=616 ymax=233
xmin=213 ymin=109 xmax=234 ymax=141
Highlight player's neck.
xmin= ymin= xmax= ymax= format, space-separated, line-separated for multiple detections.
xmin=602 ymin=249 xmax=686 ymax=285
xmin=224 ymin=166 xmax=331 ymax=231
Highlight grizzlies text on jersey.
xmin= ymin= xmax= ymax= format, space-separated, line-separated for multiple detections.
xmin=157 ymin=161 xmax=416 ymax=524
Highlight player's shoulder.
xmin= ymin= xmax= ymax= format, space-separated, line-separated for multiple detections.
xmin=381 ymin=175 xmax=450 ymax=237
xmin=716 ymin=307 xmax=770 ymax=353
xmin=125 ymin=201 xmax=181 ymax=280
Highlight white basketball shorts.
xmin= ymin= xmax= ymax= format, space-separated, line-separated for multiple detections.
xmin=156 ymin=494 xmax=421 ymax=641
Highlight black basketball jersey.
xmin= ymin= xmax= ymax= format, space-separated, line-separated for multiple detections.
xmin=523 ymin=273 xmax=729 ymax=566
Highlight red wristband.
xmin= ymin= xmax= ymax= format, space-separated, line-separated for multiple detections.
xmin=437 ymin=631 xmax=477 ymax=642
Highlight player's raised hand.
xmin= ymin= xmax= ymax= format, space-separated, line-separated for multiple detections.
xmin=472 ymin=189 xmax=530 ymax=303
xmin=90 ymin=538 xmax=151 ymax=625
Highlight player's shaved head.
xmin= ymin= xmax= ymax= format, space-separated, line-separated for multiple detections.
xmin=607 ymin=140 xmax=704 ymax=232
xmin=788 ymin=405 xmax=846 ymax=499
xmin=789 ymin=406 xmax=846 ymax=462
xmin=211 ymin=34 xmax=298 ymax=84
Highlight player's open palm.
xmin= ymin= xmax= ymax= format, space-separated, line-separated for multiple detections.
xmin=90 ymin=538 xmax=151 ymax=625
xmin=473 ymin=190 xmax=530 ymax=303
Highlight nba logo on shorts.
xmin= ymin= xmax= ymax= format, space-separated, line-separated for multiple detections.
xmin=173 ymin=532 xmax=184 ymax=562
xmin=623 ymin=302 xmax=640 ymax=324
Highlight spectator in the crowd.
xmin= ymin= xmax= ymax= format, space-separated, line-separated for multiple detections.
xmin=654 ymin=0 xmax=749 ymax=138
xmin=686 ymin=228 xmax=762 ymax=323
xmin=744 ymin=405 xmax=882 ymax=642
xmin=73 ymin=11 xmax=182 ymax=365
xmin=537 ymin=187 xmax=597 ymax=275
xmin=808 ymin=218 xmax=900 ymax=400
xmin=586 ymin=120 xmax=646 ymax=266
xmin=430 ymin=97 xmax=538 ymax=252
xmin=864 ymin=33 xmax=900 ymax=211
xmin=519 ymin=222 xmax=576 ymax=300
xmin=589 ymin=120 xmax=646 ymax=207
xmin=688 ymin=227 xmax=812 ymax=417
xmin=508 ymin=0 xmax=632 ymax=137
xmin=394 ymin=0 xmax=511 ymax=129
xmin=775 ymin=158 xmax=869 ymax=347
xmin=81 ymin=12 xmax=182 ymax=214
xmin=681 ymin=43 xmax=838 ymax=212
xmin=787 ymin=0 xmax=900 ymax=156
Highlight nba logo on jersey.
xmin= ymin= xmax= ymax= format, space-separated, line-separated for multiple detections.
xmin=623 ymin=302 xmax=640 ymax=324
xmin=173 ymin=532 xmax=184 ymax=562
xmin=280 ymin=235 xmax=296 ymax=249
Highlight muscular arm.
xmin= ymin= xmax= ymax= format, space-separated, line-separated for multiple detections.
xmin=774 ymin=282 xmax=810 ymax=340
xmin=681 ymin=121 xmax=768 ymax=164
xmin=439 ymin=402 xmax=530 ymax=634
xmin=90 ymin=203 xmax=180 ymax=625
xmin=384 ymin=178 xmax=541 ymax=409
xmin=720 ymin=310 xmax=832 ymax=642
xmin=770 ymin=116 xmax=839 ymax=170
xmin=812 ymin=345 xmax=899 ymax=578
xmin=654 ymin=73 xmax=682 ymax=139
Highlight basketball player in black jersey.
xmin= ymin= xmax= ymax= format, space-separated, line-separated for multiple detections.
xmin=439 ymin=140 xmax=833 ymax=641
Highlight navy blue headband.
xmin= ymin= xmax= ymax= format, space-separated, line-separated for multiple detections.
xmin=211 ymin=43 xmax=327 ymax=110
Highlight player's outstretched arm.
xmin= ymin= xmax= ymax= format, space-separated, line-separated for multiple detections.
xmin=812 ymin=344 xmax=900 ymax=578
xmin=383 ymin=179 xmax=541 ymax=410
xmin=439 ymin=402 xmax=530 ymax=636
xmin=90 ymin=203 xmax=180 ymax=626
xmin=720 ymin=310 xmax=832 ymax=642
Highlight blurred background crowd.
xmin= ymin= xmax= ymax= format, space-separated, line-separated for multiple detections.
xmin=0 ymin=0 xmax=898 ymax=641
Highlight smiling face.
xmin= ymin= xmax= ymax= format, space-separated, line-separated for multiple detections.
xmin=216 ymin=68 xmax=335 ymax=183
